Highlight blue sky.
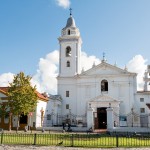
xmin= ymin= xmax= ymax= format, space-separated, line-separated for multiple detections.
xmin=0 ymin=0 xmax=150 ymax=93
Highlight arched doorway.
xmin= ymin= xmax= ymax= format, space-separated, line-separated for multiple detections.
xmin=95 ymin=107 xmax=107 ymax=129
xmin=19 ymin=113 xmax=28 ymax=129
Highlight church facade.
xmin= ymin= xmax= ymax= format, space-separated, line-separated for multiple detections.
xmin=1 ymin=13 xmax=150 ymax=132
xmin=55 ymin=13 xmax=150 ymax=131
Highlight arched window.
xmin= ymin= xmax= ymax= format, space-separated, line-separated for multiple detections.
xmin=68 ymin=29 xmax=70 ymax=35
xmin=66 ymin=46 xmax=71 ymax=57
xmin=66 ymin=61 xmax=70 ymax=67
xmin=101 ymin=80 xmax=108 ymax=92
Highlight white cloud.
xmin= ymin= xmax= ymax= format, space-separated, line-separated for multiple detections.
xmin=31 ymin=50 xmax=59 ymax=94
xmin=31 ymin=50 xmax=100 ymax=94
xmin=127 ymin=55 xmax=147 ymax=90
xmin=0 ymin=51 xmax=148 ymax=94
xmin=0 ymin=50 xmax=100 ymax=94
xmin=81 ymin=51 xmax=101 ymax=71
xmin=0 ymin=51 xmax=59 ymax=94
xmin=56 ymin=0 xmax=70 ymax=9
xmin=0 ymin=73 xmax=14 ymax=87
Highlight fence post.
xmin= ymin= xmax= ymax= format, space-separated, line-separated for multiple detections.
xmin=1 ymin=133 xmax=3 ymax=144
xmin=116 ymin=135 xmax=119 ymax=147
xmin=71 ymin=134 xmax=74 ymax=147
xmin=33 ymin=133 xmax=37 ymax=145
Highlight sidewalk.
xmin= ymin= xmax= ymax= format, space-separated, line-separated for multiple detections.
xmin=0 ymin=145 xmax=150 ymax=150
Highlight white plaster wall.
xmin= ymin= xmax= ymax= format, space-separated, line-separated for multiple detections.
xmin=135 ymin=93 xmax=150 ymax=114
xmin=58 ymin=64 xmax=138 ymax=127
xmin=58 ymin=78 xmax=77 ymax=116
xmin=59 ymin=40 xmax=81 ymax=77
xmin=35 ymin=100 xmax=47 ymax=128
xmin=44 ymin=98 xmax=61 ymax=126
xmin=77 ymin=74 xmax=136 ymax=115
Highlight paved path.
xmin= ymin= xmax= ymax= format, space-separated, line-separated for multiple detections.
xmin=0 ymin=145 xmax=150 ymax=150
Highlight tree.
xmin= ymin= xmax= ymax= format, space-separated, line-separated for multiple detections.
xmin=8 ymin=72 xmax=38 ymax=130
xmin=0 ymin=103 xmax=9 ymax=117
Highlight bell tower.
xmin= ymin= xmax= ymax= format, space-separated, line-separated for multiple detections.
xmin=144 ymin=65 xmax=150 ymax=91
xmin=58 ymin=10 xmax=82 ymax=77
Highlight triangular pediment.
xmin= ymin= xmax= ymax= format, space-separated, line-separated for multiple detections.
xmin=89 ymin=94 xmax=120 ymax=102
xmin=80 ymin=62 xmax=136 ymax=76
xmin=88 ymin=94 xmax=121 ymax=108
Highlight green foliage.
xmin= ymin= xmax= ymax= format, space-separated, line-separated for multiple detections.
xmin=0 ymin=103 xmax=9 ymax=117
xmin=7 ymin=72 xmax=38 ymax=115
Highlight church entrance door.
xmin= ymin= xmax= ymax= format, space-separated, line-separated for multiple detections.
xmin=97 ymin=107 xmax=107 ymax=129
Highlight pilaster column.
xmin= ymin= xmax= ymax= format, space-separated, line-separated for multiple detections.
xmin=87 ymin=107 xmax=94 ymax=129
xmin=106 ymin=107 xmax=114 ymax=130
xmin=148 ymin=114 xmax=150 ymax=127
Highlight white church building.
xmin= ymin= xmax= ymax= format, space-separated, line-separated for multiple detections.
xmin=43 ymin=12 xmax=150 ymax=132
xmin=1 ymin=13 xmax=150 ymax=132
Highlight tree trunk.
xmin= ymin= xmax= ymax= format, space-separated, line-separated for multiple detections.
xmin=8 ymin=113 xmax=12 ymax=131
xmin=17 ymin=115 xmax=20 ymax=131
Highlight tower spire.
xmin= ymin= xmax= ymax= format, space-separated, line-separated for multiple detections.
xmin=102 ymin=52 xmax=107 ymax=62
xmin=69 ymin=8 xmax=72 ymax=16
xmin=103 ymin=52 xmax=105 ymax=61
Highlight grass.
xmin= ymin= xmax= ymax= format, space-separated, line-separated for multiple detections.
xmin=0 ymin=133 xmax=150 ymax=148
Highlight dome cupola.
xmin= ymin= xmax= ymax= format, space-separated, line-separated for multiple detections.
xmin=61 ymin=8 xmax=80 ymax=37
xmin=65 ymin=16 xmax=76 ymax=28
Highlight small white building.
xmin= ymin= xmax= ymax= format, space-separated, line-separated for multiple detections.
xmin=0 ymin=87 xmax=48 ymax=130
xmin=43 ymin=94 xmax=62 ymax=127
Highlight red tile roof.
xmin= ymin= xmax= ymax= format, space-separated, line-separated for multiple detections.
xmin=36 ymin=91 xmax=49 ymax=101
xmin=0 ymin=87 xmax=8 ymax=95
xmin=0 ymin=87 xmax=48 ymax=101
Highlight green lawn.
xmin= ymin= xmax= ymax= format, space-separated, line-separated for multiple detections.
xmin=1 ymin=133 xmax=150 ymax=148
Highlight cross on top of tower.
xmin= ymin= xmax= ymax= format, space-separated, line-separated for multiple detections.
xmin=69 ymin=8 xmax=72 ymax=16
xmin=103 ymin=52 xmax=105 ymax=60
xmin=102 ymin=52 xmax=107 ymax=62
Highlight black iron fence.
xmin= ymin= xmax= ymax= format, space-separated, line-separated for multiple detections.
xmin=44 ymin=111 xmax=150 ymax=128
xmin=1 ymin=132 xmax=150 ymax=148
xmin=43 ymin=112 xmax=87 ymax=127
xmin=113 ymin=111 xmax=150 ymax=128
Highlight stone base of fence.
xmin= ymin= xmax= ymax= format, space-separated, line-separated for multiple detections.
xmin=36 ymin=126 xmax=88 ymax=132
xmin=37 ymin=126 xmax=150 ymax=134
xmin=108 ymin=127 xmax=150 ymax=133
